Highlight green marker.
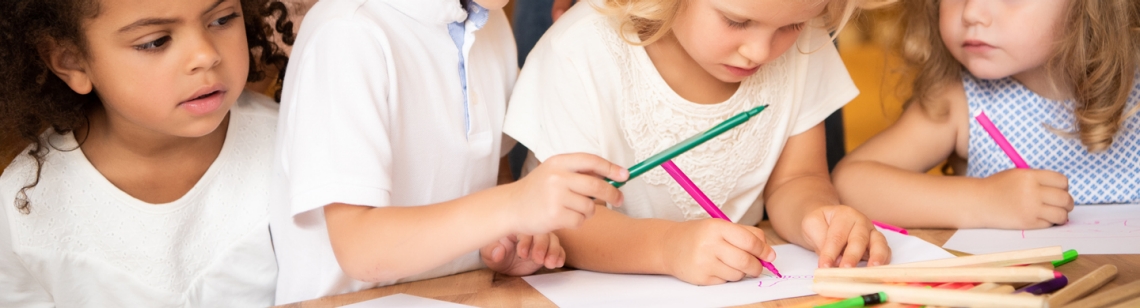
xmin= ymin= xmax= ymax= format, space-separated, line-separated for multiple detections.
xmin=814 ymin=292 xmax=887 ymax=308
xmin=1052 ymin=249 xmax=1078 ymax=267
xmin=607 ymin=105 xmax=769 ymax=187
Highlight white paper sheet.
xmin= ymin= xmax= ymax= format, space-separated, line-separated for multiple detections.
xmin=943 ymin=204 xmax=1140 ymax=255
xmin=522 ymin=229 xmax=955 ymax=308
xmin=338 ymin=293 xmax=475 ymax=308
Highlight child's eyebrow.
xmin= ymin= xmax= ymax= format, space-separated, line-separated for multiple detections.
xmin=116 ymin=0 xmax=227 ymax=33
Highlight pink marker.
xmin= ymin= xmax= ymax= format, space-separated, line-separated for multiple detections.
xmin=660 ymin=160 xmax=783 ymax=278
xmin=872 ymin=220 xmax=909 ymax=235
xmin=974 ymin=110 xmax=1030 ymax=169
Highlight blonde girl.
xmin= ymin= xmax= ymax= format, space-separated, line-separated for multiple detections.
xmin=505 ymin=0 xmax=893 ymax=285
xmin=834 ymin=0 xmax=1140 ymax=229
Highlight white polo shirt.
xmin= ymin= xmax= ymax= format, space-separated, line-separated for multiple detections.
xmin=269 ymin=0 xmax=517 ymax=304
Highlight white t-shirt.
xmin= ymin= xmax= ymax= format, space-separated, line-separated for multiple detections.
xmin=504 ymin=4 xmax=858 ymax=226
xmin=0 ymin=91 xmax=279 ymax=307
xmin=268 ymin=0 xmax=517 ymax=304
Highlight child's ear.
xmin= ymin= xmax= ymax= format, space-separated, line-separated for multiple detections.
xmin=38 ymin=39 xmax=94 ymax=95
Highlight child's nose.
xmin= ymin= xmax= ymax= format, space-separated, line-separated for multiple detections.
xmin=738 ymin=34 xmax=773 ymax=65
xmin=961 ymin=0 xmax=992 ymax=27
xmin=186 ymin=33 xmax=222 ymax=75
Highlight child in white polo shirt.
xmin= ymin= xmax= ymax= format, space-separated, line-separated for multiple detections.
xmin=269 ymin=0 xmax=628 ymax=304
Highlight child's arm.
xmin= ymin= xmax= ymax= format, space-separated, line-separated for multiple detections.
xmin=324 ymin=154 xmax=627 ymax=283
xmin=832 ymin=81 xmax=1072 ymax=229
xmin=764 ymin=124 xmax=891 ymax=268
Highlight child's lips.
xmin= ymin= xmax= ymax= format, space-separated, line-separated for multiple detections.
xmin=962 ymin=40 xmax=995 ymax=52
xmin=725 ymin=64 xmax=760 ymax=77
xmin=179 ymin=90 xmax=225 ymax=116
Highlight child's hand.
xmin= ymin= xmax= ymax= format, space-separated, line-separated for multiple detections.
xmin=661 ymin=219 xmax=775 ymax=285
xmin=506 ymin=153 xmax=628 ymax=235
xmin=480 ymin=233 xmax=565 ymax=276
xmin=801 ymin=205 xmax=891 ymax=268
xmin=980 ymin=169 xmax=1074 ymax=229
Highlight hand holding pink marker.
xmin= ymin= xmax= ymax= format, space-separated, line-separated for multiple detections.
xmin=659 ymin=160 xmax=783 ymax=278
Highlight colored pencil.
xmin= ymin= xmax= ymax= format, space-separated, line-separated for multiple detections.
xmin=974 ymin=110 xmax=1030 ymax=168
xmin=659 ymin=160 xmax=782 ymax=278
xmin=1015 ymin=275 xmax=1068 ymax=295
xmin=1052 ymin=249 xmax=1079 ymax=267
xmin=607 ymin=105 xmax=768 ymax=187
xmin=1107 ymin=295 xmax=1140 ymax=308
xmin=814 ymin=267 xmax=1060 ymax=283
xmin=885 ymin=246 xmax=1062 ymax=268
xmin=814 ymin=292 xmax=887 ymax=308
xmin=1048 ymin=264 xmax=1118 ymax=307
xmin=813 ymin=281 xmax=1046 ymax=308
xmin=1060 ymin=279 xmax=1140 ymax=308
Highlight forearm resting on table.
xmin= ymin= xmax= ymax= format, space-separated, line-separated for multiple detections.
xmin=833 ymin=160 xmax=983 ymax=229
xmin=764 ymin=173 xmax=838 ymax=249
xmin=556 ymin=205 xmax=673 ymax=274
xmin=324 ymin=187 xmax=515 ymax=282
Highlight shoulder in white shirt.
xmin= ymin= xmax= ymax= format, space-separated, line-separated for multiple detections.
xmin=0 ymin=90 xmax=280 ymax=307
xmin=504 ymin=3 xmax=858 ymax=226
xmin=269 ymin=0 xmax=517 ymax=304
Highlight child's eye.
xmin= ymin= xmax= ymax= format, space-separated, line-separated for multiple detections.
xmin=782 ymin=22 xmax=805 ymax=32
xmin=210 ymin=13 xmax=241 ymax=27
xmin=134 ymin=36 xmax=171 ymax=51
xmin=723 ymin=15 xmax=748 ymax=29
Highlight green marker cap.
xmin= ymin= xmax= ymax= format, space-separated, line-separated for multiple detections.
xmin=814 ymin=291 xmax=887 ymax=308
xmin=1052 ymin=249 xmax=1078 ymax=267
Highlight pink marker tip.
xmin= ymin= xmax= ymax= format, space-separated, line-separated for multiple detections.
xmin=765 ymin=262 xmax=783 ymax=278
xmin=1054 ymin=271 xmax=1063 ymax=279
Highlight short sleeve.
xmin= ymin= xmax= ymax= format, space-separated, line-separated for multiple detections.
xmin=276 ymin=17 xmax=394 ymax=220
xmin=790 ymin=27 xmax=859 ymax=135
xmin=0 ymin=204 xmax=53 ymax=307
xmin=503 ymin=40 xmax=604 ymax=162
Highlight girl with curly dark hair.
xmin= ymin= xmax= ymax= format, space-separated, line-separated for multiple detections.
xmin=0 ymin=0 xmax=293 ymax=305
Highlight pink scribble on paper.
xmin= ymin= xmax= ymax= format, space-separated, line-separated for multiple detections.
xmin=757 ymin=275 xmax=813 ymax=287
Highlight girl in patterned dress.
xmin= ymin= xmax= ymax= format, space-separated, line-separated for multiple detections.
xmin=504 ymin=0 xmax=893 ymax=286
xmin=834 ymin=0 xmax=1140 ymax=229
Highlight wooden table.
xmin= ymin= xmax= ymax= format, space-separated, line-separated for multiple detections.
xmin=281 ymin=222 xmax=1140 ymax=307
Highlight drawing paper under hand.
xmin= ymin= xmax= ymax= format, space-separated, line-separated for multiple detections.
xmin=943 ymin=204 xmax=1140 ymax=255
xmin=522 ymin=228 xmax=955 ymax=308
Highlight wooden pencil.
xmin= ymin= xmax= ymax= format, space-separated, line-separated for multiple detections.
xmin=886 ymin=246 xmax=1063 ymax=268
xmin=1061 ymin=279 xmax=1140 ymax=308
xmin=1107 ymin=295 xmax=1140 ymax=308
xmin=968 ymin=282 xmax=1000 ymax=292
xmin=989 ymin=284 xmax=1017 ymax=294
xmin=813 ymin=281 xmax=1046 ymax=308
xmin=1047 ymin=264 xmax=1118 ymax=307
xmin=814 ymin=267 xmax=1059 ymax=283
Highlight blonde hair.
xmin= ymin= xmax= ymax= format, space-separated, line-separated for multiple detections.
xmin=598 ymin=0 xmax=895 ymax=46
xmin=900 ymin=0 xmax=1140 ymax=152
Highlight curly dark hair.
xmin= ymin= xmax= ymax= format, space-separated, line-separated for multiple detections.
xmin=0 ymin=0 xmax=296 ymax=214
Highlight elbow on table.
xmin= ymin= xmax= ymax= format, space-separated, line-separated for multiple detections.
xmin=329 ymin=243 xmax=409 ymax=283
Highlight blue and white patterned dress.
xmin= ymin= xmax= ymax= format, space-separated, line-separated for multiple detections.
xmin=964 ymin=71 xmax=1140 ymax=205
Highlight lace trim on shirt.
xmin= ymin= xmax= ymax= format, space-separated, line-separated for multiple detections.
xmin=596 ymin=18 xmax=789 ymax=220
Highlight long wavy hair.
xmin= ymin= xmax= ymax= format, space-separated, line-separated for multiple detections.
xmin=0 ymin=0 xmax=296 ymax=214
xmin=598 ymin=0 xmax=897 ymax=46
xmin=898 ymin=0 xmax=1140 ymax=152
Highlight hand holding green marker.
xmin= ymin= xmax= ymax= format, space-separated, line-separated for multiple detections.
xmin=607 ymin=105 xmax=769 ymax=187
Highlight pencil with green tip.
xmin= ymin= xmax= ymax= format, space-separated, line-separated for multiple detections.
xmin=607 ymin=105 xmax=769 ymax=187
